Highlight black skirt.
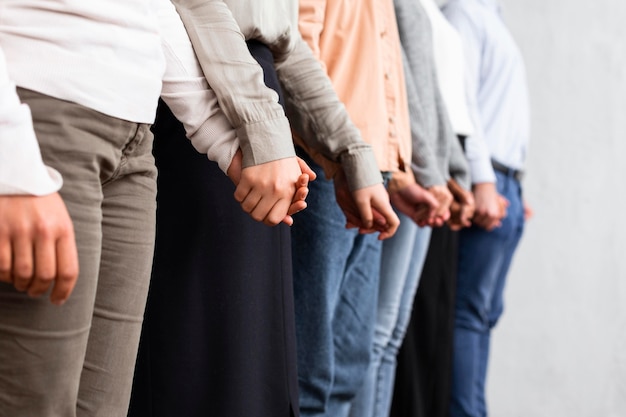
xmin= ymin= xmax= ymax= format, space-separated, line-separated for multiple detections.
xmin=129 ymin=41 xmax=299 ymax=417
xmin=390 ymin=225 xmax=459 ymax=417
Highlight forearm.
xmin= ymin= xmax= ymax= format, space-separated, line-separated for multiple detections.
xmin=171 ymin=0 xmax=296 ymax=167
xmin=403 ymin=55 xmax=447 ymax=188
xmin=157 ymin=0 xmax=240 ymax=173
xmin=277 ymin=37 xmax=382 ymax=191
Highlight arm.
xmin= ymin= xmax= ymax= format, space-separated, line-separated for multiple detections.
xmin=277 ymin=36 xmax=402 ymax=236
xmin=0 ymin=48 xmax=78 ymax=304
xmin=443 ymin=6 xmax=496 ymax=185
xmin=444 ymin=6 xmax=504 ymax=230
xmin=402 ymin=52 xmax=447 ymax=189
xmin=405 ymin=67 xmax=453 ymax=227
xmin=170 ymin=0 xmax=296 ymax=168
xmin=333 ymin=169 xmax=400 ymax=240
xmin=276 ymin=36 xmax=382 ymax=192
xmin=395 ymin=5 xmax=454 ymax=226
xmin=157 ymin=0 xmax=311 ymax=226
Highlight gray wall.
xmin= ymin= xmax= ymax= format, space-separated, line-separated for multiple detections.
xmin=484 ymin=1 xmax=626 ymax=416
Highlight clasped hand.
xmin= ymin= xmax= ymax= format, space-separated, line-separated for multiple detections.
xmin=227 ymin=150 xmax=316 ymax=226
xmin=0 ymin=193 xmax=79 ymax=305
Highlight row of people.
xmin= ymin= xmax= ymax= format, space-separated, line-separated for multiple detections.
xmin=0 ymin=0 xmax=530 ymax=417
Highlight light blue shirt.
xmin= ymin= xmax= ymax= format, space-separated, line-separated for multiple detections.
xmin=443 ymin=0 xmax=530 ymax=183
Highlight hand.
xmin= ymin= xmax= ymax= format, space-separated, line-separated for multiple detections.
xmin=447 ymin=179 xmax=475 ymax=231
xmin=389 ymin=183 xmax=440 ymax=227
xmin=333 ymin=170 xmax=400 ymax=240
xmin=426 ymin=184 xmax=453 ymax=227
xmin=471 ymin=182 xmax=507 ymax=231
xmin=227 ymin=150 xmax=315 ymax=226
xmin=0 ymin=193 xmax=79 ymax=305
xmin=523 ymin=200 xmax=534 ymax=221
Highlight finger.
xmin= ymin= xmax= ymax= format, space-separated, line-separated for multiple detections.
xmin=50 ymin=234 xmax=79 ymax=305
xmin=292 ymin=186 xmax=309 ymax=205
xmin=287 ymin=201 xmax=307 ymax=216
xmin=0 ymin=235 xmax=11 ymax=283
xmin=281 ymin=215 xmax=295 ymax=227
xmin=344 ymin=210 xmax=363 ymax=229
xmin=28 ymin=233 xmax=57 ymax=297
xmin=262 ymin=199 xmax=292 ymax=227
xmin=377 ymin=209 xmax=400 ymax=240
xmin=239 ymin=191 xmax=263 ymax=215
xmin=372 ymin=209 xmax=388 ymax=229
xmin=12 ymin=235 xmax=34 ymax=292
xmin=355 ymin=199 xmax=374 ymax=230
xmin=233 ymin=181 xmax=252 ymax=204
xmin=296 ymin=173 xmax=310 ymax=190
xmin=297 ymin=158 xmax=317 ymax=181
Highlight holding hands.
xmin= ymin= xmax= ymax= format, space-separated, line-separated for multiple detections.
xmin=227 ymin=150 xmax=316 ymax=226
xmin=470 ymin=182 xmax=508 ymax=231
xmin=333 ymin=169 xmax=400 ymax=240
xmin=389 ymin=183 xmax=440 ymax=228
xmin=447 ymin=178 xmax=475 ymax=231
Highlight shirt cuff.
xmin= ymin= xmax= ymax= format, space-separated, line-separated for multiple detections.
xmin=237 ymin=116 xmax=297 ymax=168
xmin=340 ymin=147 xmax=383 ymax=191
xmin=469 ymin=156 xmax=497 ymax=184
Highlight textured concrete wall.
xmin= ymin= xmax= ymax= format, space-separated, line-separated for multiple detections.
xmin=485 ymin=1 xmax=626 ymax=416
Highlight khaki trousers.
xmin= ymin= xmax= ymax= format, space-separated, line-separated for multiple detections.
xmin=0 ymin=89 xmax=157 ymax=416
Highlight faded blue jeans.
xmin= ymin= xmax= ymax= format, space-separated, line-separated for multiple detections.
xmin=450 ymin=171 xmax=525 ymax=417
xmin=292 ymin=155 xmax=383 ymax=417
xmin=349 ymin=212 xmax=432 ymax=417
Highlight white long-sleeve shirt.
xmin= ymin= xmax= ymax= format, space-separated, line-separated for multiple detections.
xmin=0 ymin=0 xmax=238 ymax=196
xmin=421 ymin=0 xmax=475 ymax=138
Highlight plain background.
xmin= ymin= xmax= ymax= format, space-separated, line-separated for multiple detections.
xmin=465 ymin=1 xmax=626 ymax=416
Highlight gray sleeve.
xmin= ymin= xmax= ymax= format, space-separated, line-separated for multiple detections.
xmin=171 ymin=0 xmax=296 ymax=168
xmin=276 ymin=36 xmax=382 ymax=191
xmin=403 ymin=52 xmax=447 ymax=188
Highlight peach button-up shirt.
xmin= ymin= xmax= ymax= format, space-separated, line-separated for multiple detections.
xmin=299 ymin=0 xmax=413 ymax=177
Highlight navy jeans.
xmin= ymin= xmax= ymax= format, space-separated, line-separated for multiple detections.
xmin=450 ymin=171 xmax=525 ymax=417
xmin=292 ymin=154 xmax=383 ymax=417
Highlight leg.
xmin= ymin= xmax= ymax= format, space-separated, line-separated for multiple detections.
xmin=450 ymin=173 xmax=525 ymax=417
xmin=349 ymin=213 xmax=431 ymax=417
xmin=327 ymin=229 xmax=383 ymax=417
xmin=0 ymin=91 xmax=103 ymax=417
xmin=130 ymin=40 xmax=299 ymax=417
xmin=388 ymin=225 xmax=458 ymax=417
xmin=374 ymin=225 xmax=431 ymax=417
xmin=0 ymin=89 xmax=153 ymax=417
xmin=292 ymin=152 xmax=360 ymax=417
xmin=77 ymin=124 xmax=157 ymax=416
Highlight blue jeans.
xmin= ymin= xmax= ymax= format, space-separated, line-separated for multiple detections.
xmin=349 ymin=212 xmax=432 ymax=417
xmin=292 ymin=158 xmax=383 ymax=417
xmin=450 ymin=171 xmax=525 ymax=417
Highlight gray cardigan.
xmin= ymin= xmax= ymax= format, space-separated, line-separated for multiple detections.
xmin=394 ymin=0 xmax=470 ymax=189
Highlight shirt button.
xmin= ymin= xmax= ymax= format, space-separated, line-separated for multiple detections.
xmin=384 ymin=72 xmax=390 ymax=80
